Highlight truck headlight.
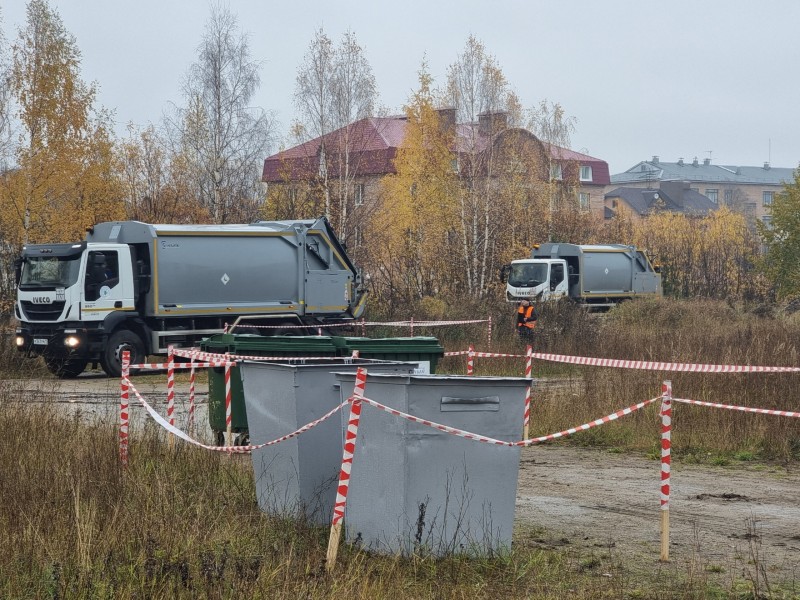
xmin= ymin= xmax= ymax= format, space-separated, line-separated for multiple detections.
xmin=64 ymin=335 xmax=81 ymax=348
xmin=15 ymin=336 xmax=25 ymax=348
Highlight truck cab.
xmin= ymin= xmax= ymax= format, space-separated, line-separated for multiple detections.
xmin=15 ymin=242 xmax=136 ymax=377
xmin=503 ymin=258 xmax=568 ymax=302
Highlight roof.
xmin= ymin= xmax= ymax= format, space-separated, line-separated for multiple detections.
xmin=263 ymin=114 xmax=610 ymax=184
xmin=605 ymin=183 xmax=718 ymax=216
xmin=612 ymin=158 xmax=795 ymax=186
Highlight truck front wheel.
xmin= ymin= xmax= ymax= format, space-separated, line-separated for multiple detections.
xmin=102 ymin=330 xmax=145 ymax=378
xmin=45 ymin=357 xmax=89 ymax=379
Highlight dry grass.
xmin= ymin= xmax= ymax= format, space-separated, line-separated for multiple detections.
xmin=3 ymin=298 xmax=800 ymax=596
xmin=442 ymin=297 xmax=800 ymax=462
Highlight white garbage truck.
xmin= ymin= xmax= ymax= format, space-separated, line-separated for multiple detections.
xmin=502 ymin=243 xmax=662 ymax=309
xmin=14 ymin=217 xmax=367 ymax=377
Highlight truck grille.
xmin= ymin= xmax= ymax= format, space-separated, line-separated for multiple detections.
xmin=20 ymin=301 xmax=66 ymax=322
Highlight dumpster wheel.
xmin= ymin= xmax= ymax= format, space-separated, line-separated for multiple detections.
xmin=234 ymin=433 xmax=250 ymax=446
xmin=214 ymin=430 xmax=225 ymax=447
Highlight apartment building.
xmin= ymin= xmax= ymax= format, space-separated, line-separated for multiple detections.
xmin=608 ymin=156 xmax=796 ymax=227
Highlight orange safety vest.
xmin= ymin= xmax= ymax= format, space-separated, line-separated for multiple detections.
xmin=517 ymin=304 xmax=536 ymax=330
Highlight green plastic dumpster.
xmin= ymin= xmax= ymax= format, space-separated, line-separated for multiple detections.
xmin=200 ymin=334 xmax=339 ymax=445
xmin=332 ymin=336 xmax=445 ymax=374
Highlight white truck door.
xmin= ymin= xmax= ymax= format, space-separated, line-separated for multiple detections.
xmin=548 ymin=261 xmax=569 ymax=299
xmin=82 ymin=249 xmax=133 ymax=319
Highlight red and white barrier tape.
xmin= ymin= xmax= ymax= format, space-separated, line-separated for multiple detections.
xmin=355 ymin=393 xmax=661 ymax=447
xmin=130 ymin=360 xmax=234 ymax=369
xmin=531 ymin=352 xmax=800 ymax=373
xmin=331 ymin=368 xmax=367 ymax=526
xmin=452 ymin=346 xmax=800 ymax=374
xmin=673 ymin=397 xmax=800 ymax=418
xmin=123 ymin=377 xmax=347 ymax=453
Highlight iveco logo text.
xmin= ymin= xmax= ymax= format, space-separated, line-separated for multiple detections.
xmin=31 ymin=296 xmax=53 ymax=304
xmin=161 ymin=241 xmax=180 ymax=249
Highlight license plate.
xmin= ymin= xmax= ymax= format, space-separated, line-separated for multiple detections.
xmin=33 ymin=338 xmax=48 ymax=346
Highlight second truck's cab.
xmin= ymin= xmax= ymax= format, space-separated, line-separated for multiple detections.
xmin=504 ymin=259 xmax=568 ymax=302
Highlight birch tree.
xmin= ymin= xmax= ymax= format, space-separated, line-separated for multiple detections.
xmin=446 ymin=35 xmax=522 ymax=297
xmin=169 ymin=3 xmax=274 ymax=223
xmin=293 ymin=28 xmax=376 ymax=242
xmin=525 ymin=99 xmax=582 ymax=241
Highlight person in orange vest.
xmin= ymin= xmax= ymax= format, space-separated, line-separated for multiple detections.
xmin=516 ymin=298 xmax=537 ymax=338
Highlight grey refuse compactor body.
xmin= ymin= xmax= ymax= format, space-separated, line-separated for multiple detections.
xmin=334 ymin=372 xmax=530 ymax=556
xmin=240 ymin=359 xmax=417 ymax=525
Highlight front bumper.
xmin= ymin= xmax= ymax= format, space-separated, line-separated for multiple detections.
xmin=14 ymin=324 xmax=94 ymax=360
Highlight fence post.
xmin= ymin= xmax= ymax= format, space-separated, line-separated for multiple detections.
xmin=660 ymin=380 xmax=672 ymax=562
xmin=523 ymin=344 xmax=533 ymax=439
xmin=188 ymin=350 xmax=196 ymax=435
xmin=119 ymin=351 xmax=130 ymax=467
xmin=410 ymin=316 xmax=414 ymax=337
xmin=166 ymin=345 xmax=176 ymax=448
xmin=326 ymin=367 xmax=367 ymax=572
xmin=467 ymin=344 xmax=475 ymax=376
xmin=225 ymin=354 xmax=233 ymax=447
xmin=487 ymin=316 xmax=493 ymax=348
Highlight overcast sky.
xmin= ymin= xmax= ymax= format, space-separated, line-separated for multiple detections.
xmin=2 ymin=0 xmax=799 ymax=174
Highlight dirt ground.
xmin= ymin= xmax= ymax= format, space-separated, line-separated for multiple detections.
xmin=516 ymin=444 xmax=800 ymax=584
xmin=4 ymin=373 xmax=800 ymax=585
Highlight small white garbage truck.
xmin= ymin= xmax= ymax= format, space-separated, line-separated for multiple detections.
xmin=502 ymin=243 xmax=662 ymax=309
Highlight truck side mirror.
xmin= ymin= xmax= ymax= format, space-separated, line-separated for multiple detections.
xmin=13 ymin=257 xmax=23 ymax=285
xmin=499 ymin=264 xmax=510 ymax=283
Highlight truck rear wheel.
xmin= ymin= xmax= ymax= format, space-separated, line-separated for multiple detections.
xmin=102 ymin=330 xmax=145 ymax=378
xmin=45 ymin=357 xmax=89 ymax=379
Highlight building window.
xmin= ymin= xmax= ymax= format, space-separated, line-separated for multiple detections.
xmin=761 ymin=216 xmax=772 ymax=229
xmin=579 ymin=192 xmax=590 ymax=209
xmin=705 ymin=189 xmax=718 ymax=203
xmin=450 ymin=158 xmax=459 ymax=173
xmin=579 ymin=165 xmax=592 ymax=181
xmin=355 ymin=183 xmax=364 ymax=206
xmin=724 ymin=189 xmax=733 ymax=204
xmin=763 ymin=191 xmax=774 ymax=206
xmin=550 ymin=163 xmax=562 ymax=181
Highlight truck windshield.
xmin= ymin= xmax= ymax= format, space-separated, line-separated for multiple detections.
xmin=19 ymin=256 xmax=83 ymax=289
xmin=508 ymin=263 xmax=548 ymax=287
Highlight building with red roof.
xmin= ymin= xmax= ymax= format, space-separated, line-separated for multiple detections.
xmin=261 ymin=109 xmax=611 ymax=243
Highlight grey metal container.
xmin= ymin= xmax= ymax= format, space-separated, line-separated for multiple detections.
xmin=240 ymin=359 xmax=417 ymax=525
xmin=333 ymin=372 xmax=530 ymax=557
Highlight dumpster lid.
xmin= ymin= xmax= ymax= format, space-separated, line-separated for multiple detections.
xmin=333 ymin=372 xmax=533 ymax=384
